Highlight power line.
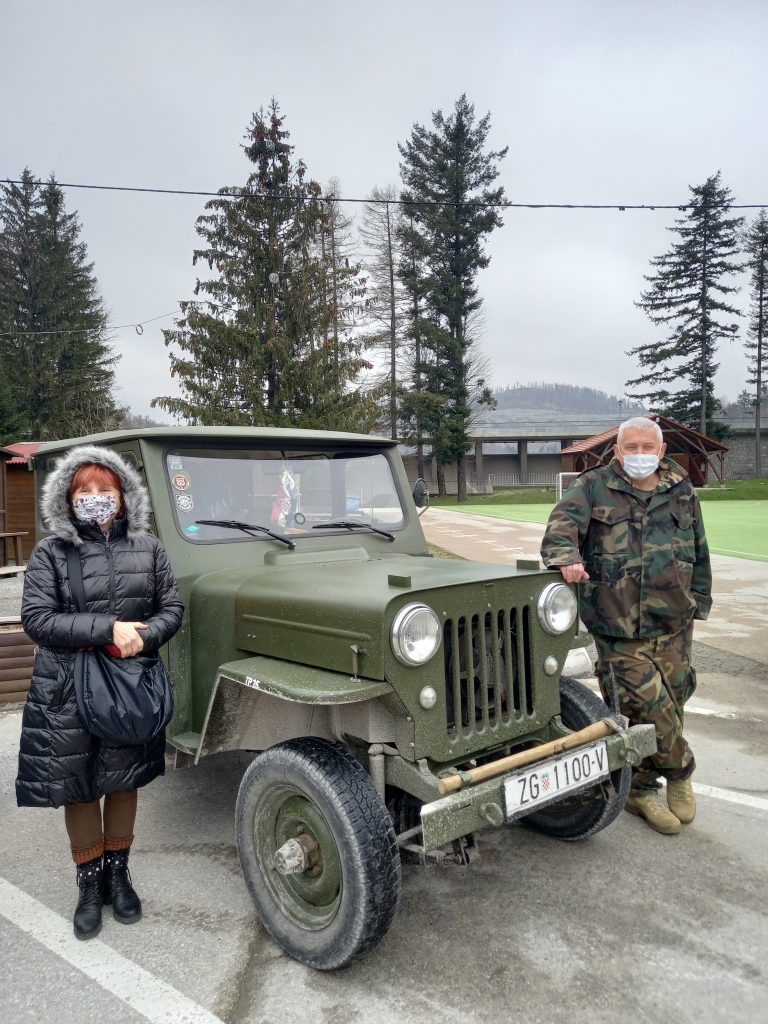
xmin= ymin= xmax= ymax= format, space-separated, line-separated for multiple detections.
xmin=2 ymin=177 xmax=766 ymax=212
xmin=0 ymin=309 xmax=179 ymax=338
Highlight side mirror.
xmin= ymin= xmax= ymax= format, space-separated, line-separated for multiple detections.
xmin=412 ymin=478 xmax=429 ymax=514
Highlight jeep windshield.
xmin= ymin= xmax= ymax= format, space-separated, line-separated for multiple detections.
xmin=164 ymin=448 xmax=406 ymax=542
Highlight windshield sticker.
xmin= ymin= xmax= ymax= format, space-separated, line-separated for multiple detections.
xmin=167 ymin=455 xmax=184 ymax=472
xmin=171 ymin=472 xmax=191 ymax=491
xmin=175 ymin=493 xmax=194 ymax=513
xmin=184 ymin=523 xmax=200 ymax=534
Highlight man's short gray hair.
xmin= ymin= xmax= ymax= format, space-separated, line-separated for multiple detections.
xmin=617 ymin=416 xmax=663 ymax=446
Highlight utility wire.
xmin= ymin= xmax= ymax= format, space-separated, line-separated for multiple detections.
xmin=2 ymin=177 xmax=766 ymax=211
xmin=0 ymin=309 xmax=179 ymax=338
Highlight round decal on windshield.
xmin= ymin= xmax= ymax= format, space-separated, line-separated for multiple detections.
xmin=175 ymin=493 xmax=194 ymax=513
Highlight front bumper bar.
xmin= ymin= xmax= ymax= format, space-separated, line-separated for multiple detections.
xmin=419 ymin=722 xmax=656 ymax=851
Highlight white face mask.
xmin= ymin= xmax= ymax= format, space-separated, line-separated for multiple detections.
xmin=621 ymin=453 xmax=660 ymax=480
xmin=72 ymin=494 xmax=119 ymax=525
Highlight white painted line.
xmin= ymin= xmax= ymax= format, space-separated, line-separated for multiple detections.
xmin=690 ymin=783 xmax=768 ymax=814
xmin=0 ymin=877 xmax=224 ymax=1024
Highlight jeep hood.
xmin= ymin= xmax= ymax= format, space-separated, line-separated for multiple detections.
xmin=225 ymin=548 xmax=549 ymax=679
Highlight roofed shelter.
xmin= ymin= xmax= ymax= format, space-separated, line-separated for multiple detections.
xmin=1 ymin=442 xmax=42 ymax=562
xmin=559 ymin=414 xmax=728 ymax=486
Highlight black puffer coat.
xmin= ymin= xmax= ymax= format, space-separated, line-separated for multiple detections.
xmin=16 ymin=445 xmax=185 ymax=808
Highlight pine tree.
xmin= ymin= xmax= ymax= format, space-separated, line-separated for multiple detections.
xmin=398 ymin=95 xmax=507 ymax=500
xmin=742 ymin=210 xmax=768 ymax=476
xmin=153 ymin=103 xmax=377 ymax=431
xmin=0 ymin=170 xmax=117 ymax=440
xmin=360 ymin=186 xmax=407 ymax=438
xmin=628 ymin=172 xmax=743 ymax=437
xmin=320 ymin=179 xmax=369 ymax=382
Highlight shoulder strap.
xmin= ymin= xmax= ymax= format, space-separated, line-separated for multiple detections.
xmin=65 ymin=545 xmax=86 ymax=613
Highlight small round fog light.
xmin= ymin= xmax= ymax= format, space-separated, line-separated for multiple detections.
xmin=419 ymin=686 xmax=438 ymax=709
xmin=544 ymin=656 xmax=559 ymax=676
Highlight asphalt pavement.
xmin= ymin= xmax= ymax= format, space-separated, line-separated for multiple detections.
xmin=0 ymin=511 xmax=766 ymax=1024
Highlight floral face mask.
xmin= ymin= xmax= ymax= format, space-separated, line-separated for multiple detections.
xmin=72 ymin=494 xmax=119 ymax=525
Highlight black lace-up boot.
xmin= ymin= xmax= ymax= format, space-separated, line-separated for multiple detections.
xmin=103 ymin=848 xmax=142 ymax=924
xmin=74 ymin=856 xmax=104 ymax=940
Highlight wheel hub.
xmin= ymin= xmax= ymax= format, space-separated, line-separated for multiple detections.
xmin=272 ymin=832 xmax=320 ymax=875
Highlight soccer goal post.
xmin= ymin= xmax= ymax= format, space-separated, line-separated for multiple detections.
xmin=556 ymin=472 xmax=581 ymax=502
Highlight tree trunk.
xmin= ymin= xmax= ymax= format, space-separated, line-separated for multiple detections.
xmin=699 ymin=204 xmax=709 ymax=435
xmin=330 ymin=213 xmax=339 ymax=372
xmin=386 ymin=204 xmax=397 ymax=439
xmin=457 ymin=455 xmax=467 ymax=503
xmin=417 ymin=443 xmax=425 ymax=479
xmin=757 ymin=256 xmax=764 ymax=478
xmin=436 ymin=459 xmax=446 ymax=497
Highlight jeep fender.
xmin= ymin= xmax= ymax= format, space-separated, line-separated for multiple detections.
xmin=194 ymin=655 xmax=395 ymax=762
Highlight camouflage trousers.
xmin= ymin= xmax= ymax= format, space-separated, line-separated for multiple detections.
xmin=594 ymin=623 xmax=697 ymax=791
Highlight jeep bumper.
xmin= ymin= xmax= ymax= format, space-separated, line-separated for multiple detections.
xmin=419 ymin=722 xmax=656 ymax=851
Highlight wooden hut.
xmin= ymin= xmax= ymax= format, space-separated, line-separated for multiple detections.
xmin=1 ymin=442 xmax=41 ymax=562
xmin=559 ymin=414 xmax=728 ymax=486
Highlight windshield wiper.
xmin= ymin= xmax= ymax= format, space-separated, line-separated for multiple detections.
xmin=195 ymin=519 xmax=296 ymax=549
xmin=312 ymin=520 xmax=395 ymax=541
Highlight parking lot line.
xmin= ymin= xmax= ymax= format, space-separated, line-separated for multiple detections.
xmin=692 ymin=783 xmax=768 ymax=814
xmin=0 ymin=877 xmax=224 ymax=1024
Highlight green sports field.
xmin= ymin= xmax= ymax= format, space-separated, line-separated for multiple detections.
xmin=444 ymin=501 xmax=768 ymax=562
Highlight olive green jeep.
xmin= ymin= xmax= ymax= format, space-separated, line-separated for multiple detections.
xmin=35 ymin=428 xmax=655 ymax=970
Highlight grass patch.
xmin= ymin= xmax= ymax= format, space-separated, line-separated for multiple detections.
xmin=696 ymin=478 xmax=768 ymax=501
xmin=430 ymin=478 xmax=768 ymax=506
xmin=430 ymin=488 xmax=556 ymax=507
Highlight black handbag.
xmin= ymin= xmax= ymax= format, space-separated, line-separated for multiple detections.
xmin=66 ymin=545 xmax=174 ymax=746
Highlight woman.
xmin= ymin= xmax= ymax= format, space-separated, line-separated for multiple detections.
xmin=16 ymin=445 xmax=184 ymax=940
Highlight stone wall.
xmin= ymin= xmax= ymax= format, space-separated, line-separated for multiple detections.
xmin=724 ymin=430 xmax=768 ymax=479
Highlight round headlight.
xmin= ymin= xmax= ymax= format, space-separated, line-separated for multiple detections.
xmin=537 ymin=582 xmax=578 ymax=635
xmin=391 ymin=603 xmax=441 ymax=666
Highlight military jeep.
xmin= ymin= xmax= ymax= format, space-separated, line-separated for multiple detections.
xmin=34 ymin=428 xmax=655 ymax=969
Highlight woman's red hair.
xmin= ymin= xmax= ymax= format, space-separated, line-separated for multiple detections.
xmin=69 ymin=465 xmax=125 ymax=517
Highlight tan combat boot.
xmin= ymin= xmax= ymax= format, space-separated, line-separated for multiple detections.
xmin=667 ymin=777 xmax=696 ymax=824
xmin=624 ymin=791 xmax=681 ymax=835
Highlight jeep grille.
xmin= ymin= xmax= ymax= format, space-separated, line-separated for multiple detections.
xmin=443 ymin=607 xmax=534 ymax=742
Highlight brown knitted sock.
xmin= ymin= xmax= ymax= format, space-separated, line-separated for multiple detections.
xmin=71 ymin=840 xmax=105 ymax=866
xmin=104 ymin=834 xmax=134 ymax=852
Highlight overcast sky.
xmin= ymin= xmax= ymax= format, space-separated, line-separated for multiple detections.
xmin=3 ymin=0 xmax=766 ymax=419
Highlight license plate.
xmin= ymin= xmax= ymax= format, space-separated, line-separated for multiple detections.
xmin=503 ymin=741 xmax=610 ymax=821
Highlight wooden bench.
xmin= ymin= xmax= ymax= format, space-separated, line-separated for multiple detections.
xmin=0 ymin=531 xmax=27 ymax=569
xmin=0 ymin=564 xmax=26 ymax=578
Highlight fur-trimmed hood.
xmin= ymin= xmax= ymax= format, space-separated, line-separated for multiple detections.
xmin=41 ymin=445 xmax=151 ymax=547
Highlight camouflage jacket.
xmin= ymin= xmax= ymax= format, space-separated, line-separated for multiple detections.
xmin=540 ymin=458 xmax=712 ymax=639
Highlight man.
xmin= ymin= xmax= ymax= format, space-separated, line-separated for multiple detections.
xmin=541 ymin=417 xmax=711 ymax=835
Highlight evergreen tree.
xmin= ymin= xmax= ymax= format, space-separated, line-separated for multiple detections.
xmin=154 ymin=103 xmax=377 ymax=431
xmin=320 ymin=179 xmax=369 ymax=379
xmin=742 ymin=210 xmax=768 ymax=476
xmin=360 ymin=185 xmax=407 ymax=438
xmin=0 ymin=170 xmax=117 ymax=440
xmin=628 ymin=172 xmax=743 ymax=436
xmin=399 ymin=94 xmax=506 ymax=500
xmin=396 ymin=209 xmax=430 ymax=476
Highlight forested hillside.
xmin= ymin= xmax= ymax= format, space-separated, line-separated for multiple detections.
xmin=491 ymin=383 xmax=646 ymax=415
